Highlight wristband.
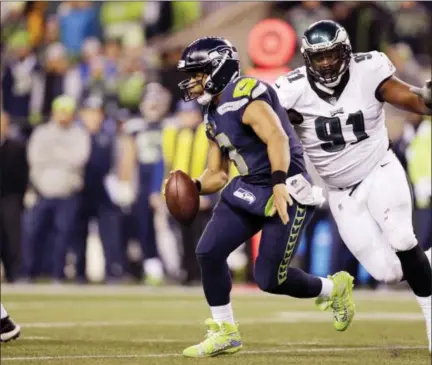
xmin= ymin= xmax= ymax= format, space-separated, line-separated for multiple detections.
xmin=194 ymin=179 xmax=202 ymax=193
xmin=271 ymin=170 xmax=287 ymax=186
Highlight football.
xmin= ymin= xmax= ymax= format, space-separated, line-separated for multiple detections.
xmin=165 ymin=170 xmax=200 ymax=224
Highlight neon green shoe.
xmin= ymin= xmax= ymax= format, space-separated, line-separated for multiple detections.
xmin=182 ymin=318 xmax=242 ymax=357
xmin=315 ymin=271 xmax=355 ymax=332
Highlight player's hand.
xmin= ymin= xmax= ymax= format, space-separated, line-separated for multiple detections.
xmin=162 ymin=170 xmax=176 ymax=197
xmin=410 ymin=80 xmax=431 ymax=105
xmin=150 ymin=193 xmax=164 ymax=211
xmin=272 ymin=184 xmax=293 ymax=225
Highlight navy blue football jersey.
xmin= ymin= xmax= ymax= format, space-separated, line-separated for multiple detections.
xmin=203 ymin=76 xmax=306 ymax=185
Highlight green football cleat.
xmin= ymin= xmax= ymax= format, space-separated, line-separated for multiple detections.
xmin=315 ymin=271 xmax=356 ymax=332
xmin=182 ymin=318 xmax=242 ymax=357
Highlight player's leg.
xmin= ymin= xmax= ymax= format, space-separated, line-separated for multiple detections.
xmin=255 ymin=202 xmax=355 ymax=331
xmin=183 ymin=200 xmax=262 ymax=357
xmin=328 ymin=188 xmax=404 ymax=284
xmin=74 ymin=199 xmax=91 ymax=283
xmin=0 ymin=302 xmax=20 ymax=342
xmin=135 ymin=190 xmax=164 ymax=285
xmin=367 ymin=151 xmax=432 ymax=351
xmin=52 ymin=194 xmax=80 ymax=281
xmin=97 ymin=199 xmax=124 ymax=282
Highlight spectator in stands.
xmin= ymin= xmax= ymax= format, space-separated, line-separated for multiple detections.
xmin=57 ymin=1 xmax=101 ymax=58
xmin=1 ymin=2 xmax=28 ymax=52
xmin=286 ymin=2 xmax=333 ymax=49
xmin=0 ymin=111 xmax=28 ymax=283
xmin=283 ymin=1 xmax=333 ymax=68
xmin=390 ymin=1 xmax=430 ymax=66
xmin=121 ymin=83 xmax=170 ymax=285
xmin=405 ymin=114 xmax=431 ymax=251
xmin=100 ymin=2 xmax=144 ymax=41
xmin=23 ymin=95 xmax=90 ymax=282
xmin=75 ymin=95 xmax=124 ymax=283
xmin=79 ymin=38 xmax=118 ymax=106
xmin=42 ymin=15 xmax=60 ymax=49
xmin=40 ymin=43 xmax=81 ymax=123
xmin=1 ymin=30 xmax=43 ymax=134
xmin=165 ymin=100 xmax=218 ymax=285
xmin=329 ymin=1 xmax=423 ymax=85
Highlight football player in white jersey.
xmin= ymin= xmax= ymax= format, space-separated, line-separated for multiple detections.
xmin=274 ymin=20 xmax=432 ymax=352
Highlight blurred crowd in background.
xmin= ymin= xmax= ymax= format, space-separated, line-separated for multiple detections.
xmin=1 ymin=1 xmax=431 ymax=287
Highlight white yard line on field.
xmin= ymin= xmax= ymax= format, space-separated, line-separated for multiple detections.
xmin=2 ymin=346 xmax=427 ymax=362
xmin=18 ymin=336 xmax=51 ymax=340
xmin=20 ymin=311 xmax=423 ymax=329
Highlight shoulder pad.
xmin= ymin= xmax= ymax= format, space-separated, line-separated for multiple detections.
xmin=231 ymin=77 xmax=267 ymax=100
xmin=352 ymin=51 xmax=395 ymax=73
xmin=273 ymin=68 xmax=307 ymax=109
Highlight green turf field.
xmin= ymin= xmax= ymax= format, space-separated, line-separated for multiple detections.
xmin=1 ymin=285 xmax=430 ymax=365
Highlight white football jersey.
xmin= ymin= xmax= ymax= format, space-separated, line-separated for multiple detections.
xmin=274 ymin=51 xmax=396 ymax=188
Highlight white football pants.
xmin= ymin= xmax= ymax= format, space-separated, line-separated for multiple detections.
xmin=328 ymin=150 xmax=418 ymax=284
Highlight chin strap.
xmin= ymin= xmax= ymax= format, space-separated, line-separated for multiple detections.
xmin=197 ymin=92 xmax=213 ymax=105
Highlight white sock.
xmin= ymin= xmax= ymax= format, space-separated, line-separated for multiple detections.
xmin=415 ymin=295 xmax=431 ymax=352
xmin=210 ymin=303 xmax=235 ymax=325
xmin=318 ymin=277 xmax=334 ymax=298
xmin=143 ymin=258 xmax=164 ymax=280
xmin=425 ymin=248 xmax=431 ymax=266
xmin=1 ymin=303 xmax=8 ymax=319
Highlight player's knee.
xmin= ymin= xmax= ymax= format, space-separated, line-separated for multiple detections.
xmin=387 ymin=228 xmax=417 ymax=252
xmin=370 ymin=263 xmax=403 ymax=284
xmin=254 ymin=259 xmax=278 ymax=293
xmin=195 ymin=240 xmax=225 ymax=264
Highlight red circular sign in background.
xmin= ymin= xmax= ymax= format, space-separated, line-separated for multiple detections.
xmin=248 ymin=18 xmax=297 ymax=68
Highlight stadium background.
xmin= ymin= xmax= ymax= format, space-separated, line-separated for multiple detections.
xmin=1 ymin=0 xmax=431 ymax=287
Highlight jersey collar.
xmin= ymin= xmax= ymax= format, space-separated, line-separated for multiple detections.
xmin=308 ymin=70 xmax=350 ymax=105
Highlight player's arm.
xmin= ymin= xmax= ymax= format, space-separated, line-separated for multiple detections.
xmin=118 ymin=134 xmax=136 ymax=183
xmin=378 ymin=77 xmax=432 ymax=115
xmin=242 ymin=100 xmax=293 ymax=224
xmin=194 ymin=139 xmax=229 ymax=195
xmin=243 ymin=100 xmax=290 ymax=174
xmin=113 ymin=134 xmax=137 ymax=208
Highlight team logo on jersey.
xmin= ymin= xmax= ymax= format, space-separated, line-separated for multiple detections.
xmin=330 ymin=107 xmax=344 ymax=116
xmin=233 ymin=188 xmax=256 ymax=205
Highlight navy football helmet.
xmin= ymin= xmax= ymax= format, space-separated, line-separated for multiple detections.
xmin=301 ymin=20 xmax=352 ymax=88
xmin=177 ymin=37 xmax=240 ymax=105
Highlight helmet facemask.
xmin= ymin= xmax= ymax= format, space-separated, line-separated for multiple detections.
xmin=302 ymin=43 xmax=351 ymax=88
xmin=178 ymin=50 xmax=239 ymax=105
xmin=178 ymin=71 xmax=207 ymax=103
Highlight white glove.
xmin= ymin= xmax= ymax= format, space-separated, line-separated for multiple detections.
xmin=285 ymin=174 xmax=326 ymax=207
xmin=24 ymin=189 xmax=38 ymax=209
xmin=410 ymin=80 xmax=431 ymax=107
xmin=104 ymin=174 xmax=136 ymax=209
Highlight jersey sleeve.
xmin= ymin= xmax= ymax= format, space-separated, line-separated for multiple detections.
xmin=217 ymin=77 xmax=273 ymax=119
xmin=365 ymin=51 xmax=396 ymax=101
xmin=272 ymin=71 xmax=304 ymax=110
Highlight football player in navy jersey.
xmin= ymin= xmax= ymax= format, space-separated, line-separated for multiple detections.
xmin=168 ymin=37 xmax=356 ymax=357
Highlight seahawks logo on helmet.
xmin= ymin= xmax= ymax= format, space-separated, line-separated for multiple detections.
xmin=209 ymin=45 xmax=238 ymax=61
